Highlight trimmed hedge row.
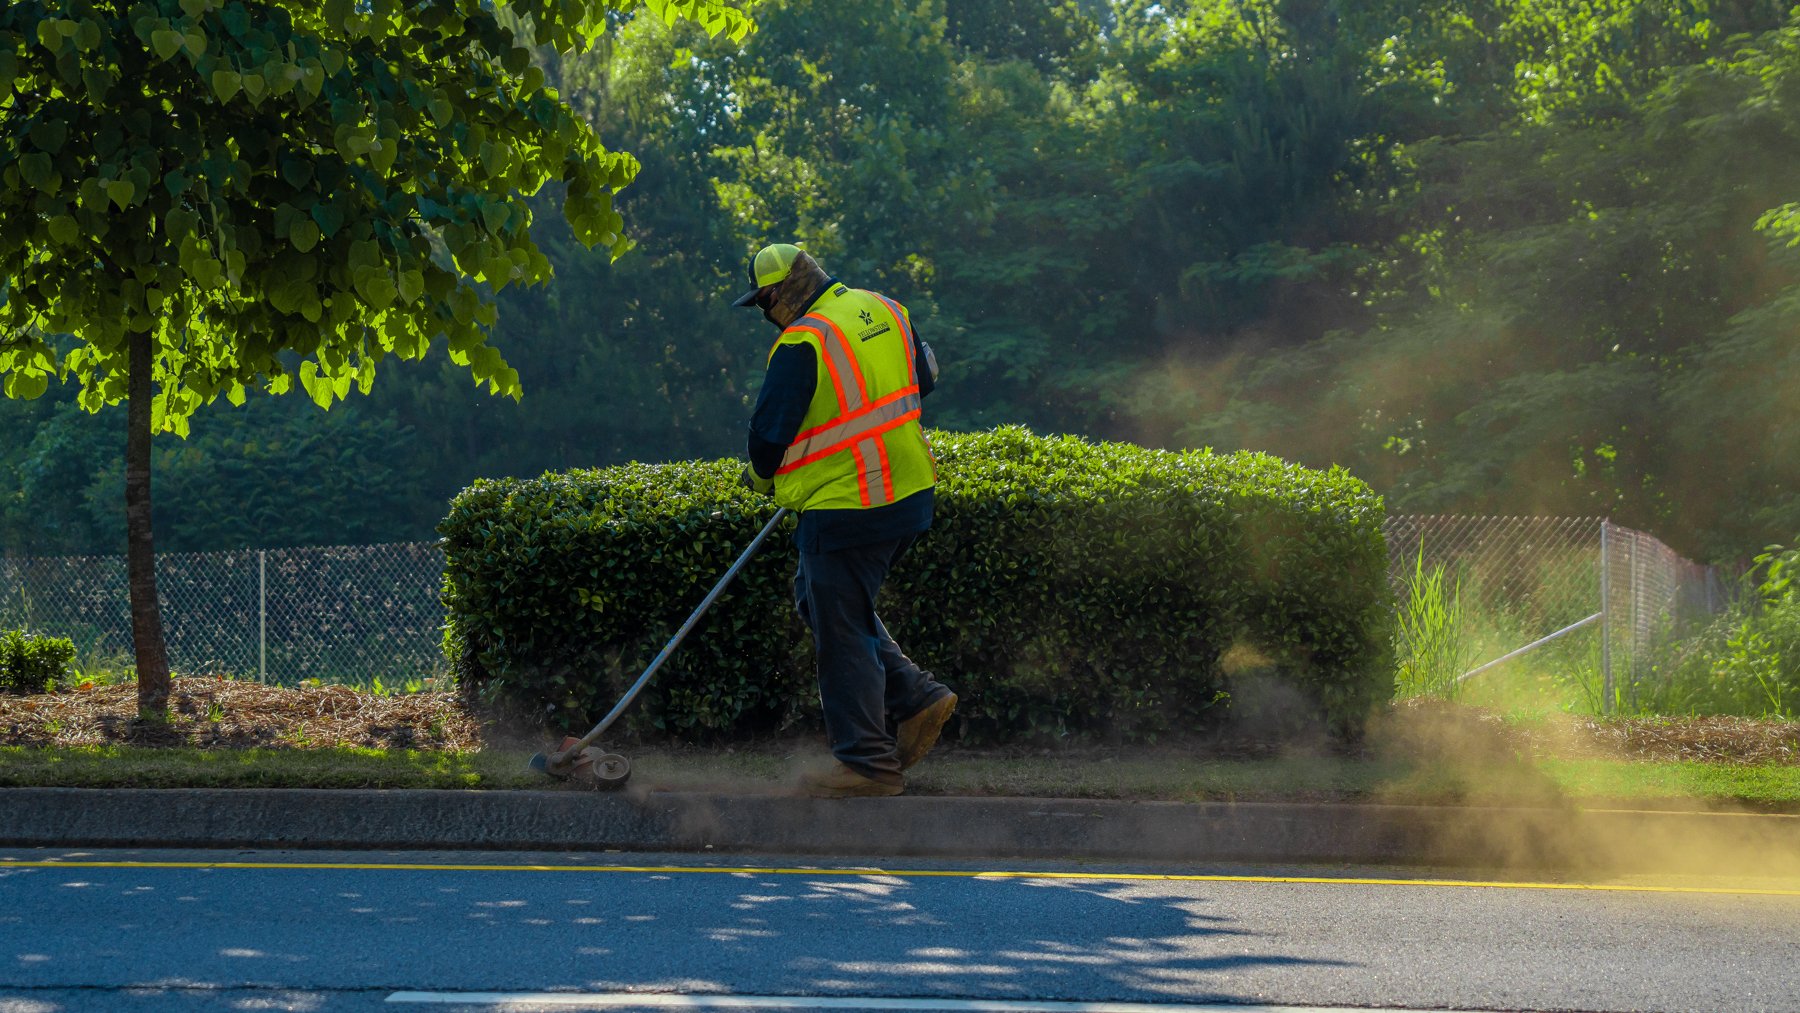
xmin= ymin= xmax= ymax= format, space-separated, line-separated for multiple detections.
xmin=440 ymin=426 xmax=1394 ymax=742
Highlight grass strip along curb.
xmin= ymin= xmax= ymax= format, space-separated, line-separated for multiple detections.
xmin=4 ymin=745 xmax=1799 ymax=810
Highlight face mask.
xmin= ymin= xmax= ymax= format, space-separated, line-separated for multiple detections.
xmin=758 ymin=287 xmax=787 ymax=328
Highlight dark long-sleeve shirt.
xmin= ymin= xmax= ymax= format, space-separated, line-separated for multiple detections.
xmin=747 ymin=291 xmax=937 ymax=553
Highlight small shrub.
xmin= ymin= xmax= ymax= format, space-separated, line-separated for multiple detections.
xmin=439 ymin=426 xmax=1394 ymax=744
xmin=0 ymin=630 xmax=77 ymax=695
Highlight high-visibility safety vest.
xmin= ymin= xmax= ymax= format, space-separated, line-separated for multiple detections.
xmin=770 ymin=284 xmax=936 ymax=512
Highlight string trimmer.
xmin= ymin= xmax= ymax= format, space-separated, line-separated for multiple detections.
xmin=528 ymin=507 xmax=791 ymax=788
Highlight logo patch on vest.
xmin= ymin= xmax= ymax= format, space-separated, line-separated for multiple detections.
xmin=856 ymin=308 xmax=890 ymax=340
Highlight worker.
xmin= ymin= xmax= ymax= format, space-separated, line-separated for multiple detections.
xmin=733 ymin=243 xmax=957 ymax=798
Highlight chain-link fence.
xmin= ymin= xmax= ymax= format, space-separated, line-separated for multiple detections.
xmin=0 ymin=517 xmax=1730 ymax=702
xmin=0 ymin=543 xmax=446 ymax=686
xmin=1383 ymin=516 xmax=1730 ymax=711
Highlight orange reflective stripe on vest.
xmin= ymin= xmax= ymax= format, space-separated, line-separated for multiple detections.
xmin=786 ymin=315 xmax=863 ymax=413
xmin=777 ymin=387 xmax=923 ymax=474
xmin=870 ymin=292 xmax=918 ymax=381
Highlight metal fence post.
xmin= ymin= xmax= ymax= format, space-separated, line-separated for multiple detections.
xmin=1600 ymin=519 xmax=1613 ymax=715
xmin=258 ymin=549 xmax=267 ymax=683
xmin=1629 ymin=532 xmax=1643 ymax=711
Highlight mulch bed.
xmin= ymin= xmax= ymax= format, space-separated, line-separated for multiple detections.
xmin=1 ymin=679 xmax=1796 ymax=764
xmin=0 ymin=677 xmax=481 ymax=751
xmin=1372 ymin=699 xmax=1800 ymax=765
xmin=1563 ymin=715 xmax=1800 ymax=764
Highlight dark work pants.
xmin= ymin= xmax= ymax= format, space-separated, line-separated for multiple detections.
xmin=793 ymin=535 xmax=947 ymax=784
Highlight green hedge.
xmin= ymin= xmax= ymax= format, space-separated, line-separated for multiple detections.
xmin=0 ymin=629 xmax=75 ymax=695
xmin=440 ymin=426 xmax=1393 ymax=743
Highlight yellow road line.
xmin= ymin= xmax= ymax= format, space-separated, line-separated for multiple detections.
xmin=1 ymin=859 xmax=1797 ymax=897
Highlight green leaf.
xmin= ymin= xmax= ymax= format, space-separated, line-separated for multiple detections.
xmin=29 ymin=120 xmax=68 ymax=154
xmin=310 ymin=202 xmax=345 ymax=238
xmin=105 ymin=179 xmax=135 ymax=209
xmin=480 ymin=199 xmax=509 ymax=234
xmin=369 ymin=138 xmax=397 ymax=176
xmin=290 ymin=219 xmax=321 ymax=252
xmin=4 ymin=371 xmax=49 ymax=400
xmin=211 ymin=69 xmax=241 ymax=102
xmin=165 ymin=207 xmax=200 ymax=239
xmin=188 ymin=256 xmax=223 ymax=288
xmin=152 ymin=29 xmax=185 ymax=61
xmin=47 ymin=215 xmax=79 ymax=245
xmin=397 ymin=269 xmax=424 ymax=304
xmin=354 ymin=268 xmax=397 ymax=310
xmin=298 ymin=360 xmax=332 ymax=409
xmin=18 ymin=153 xmax=53 ymax=190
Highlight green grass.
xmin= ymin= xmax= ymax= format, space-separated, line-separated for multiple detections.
xmin=1536 ymin=758 xmax=1800 ymax=808
xmin=4 ymin=744 xmax=1796 ymax=809
xmin=0 ymin=746 xmax=545 ymax=789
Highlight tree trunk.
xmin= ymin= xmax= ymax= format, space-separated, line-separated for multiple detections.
xmin=127 ymin=328 xmax=171 ymax=720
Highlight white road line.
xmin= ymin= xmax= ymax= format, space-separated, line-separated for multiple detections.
xmin=384 ymin=993 xmax=1480 ymax=1013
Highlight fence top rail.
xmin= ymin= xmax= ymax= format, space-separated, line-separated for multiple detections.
xmin=8 ymin=519 xmax=1707 ymax=568
xmin=1382 ymin=514 xmax=1606 ymax=525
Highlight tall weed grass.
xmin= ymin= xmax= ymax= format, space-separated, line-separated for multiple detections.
xmin=1394 ymin=551 xmax=1475 ymax=700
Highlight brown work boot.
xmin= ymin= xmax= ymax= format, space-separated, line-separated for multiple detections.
xmin=799 ymin=760 xmax=904 ymax=799
xmin=897 ymin=692 xmax=957 ymax=770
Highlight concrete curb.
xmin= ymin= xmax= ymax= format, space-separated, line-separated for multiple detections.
xmin=3 ymin=787 xmax=1798 ymax=873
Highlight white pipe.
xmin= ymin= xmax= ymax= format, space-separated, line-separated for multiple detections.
xmin=1456 ymin=611 xmax=1601 ymax=683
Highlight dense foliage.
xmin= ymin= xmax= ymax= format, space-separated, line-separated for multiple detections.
xmin=0 ymin=629 xmax=74 ymax=694
xmin=1639 ymin=538 xmax=1800 ymax=717
xmin=441 ymin=426 xmax=1393 ymax=741
xmin=4 ymin=0 xmax=1798 ymax=566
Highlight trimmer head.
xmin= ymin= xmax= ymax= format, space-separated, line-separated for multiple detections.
xmin=528 ymin=736 xmax=632 ymax=789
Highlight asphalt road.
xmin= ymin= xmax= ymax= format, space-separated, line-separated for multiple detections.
xmin=2 ymin=848 xmax=1797 ymax=1013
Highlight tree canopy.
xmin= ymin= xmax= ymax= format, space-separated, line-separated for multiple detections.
xmin=4 ymin=0 xmax=1797 ymax=564
xmin=0 ymin=0 xmax=757 ymax=714
xmin=0 ymin=0 xmax=752 ymax=425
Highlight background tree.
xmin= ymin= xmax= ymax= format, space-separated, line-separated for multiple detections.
xmin=5 ymin=0 xmax=1799 ymax=576
xmin=0 ymin=0 xmax=755 ymax=718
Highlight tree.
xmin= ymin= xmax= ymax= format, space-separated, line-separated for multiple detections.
xmin=0 ymin=0 xmax=756 ymax=718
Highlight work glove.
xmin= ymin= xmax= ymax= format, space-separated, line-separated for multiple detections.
xmin=740 ymin=465 xmax=774 ymax=496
